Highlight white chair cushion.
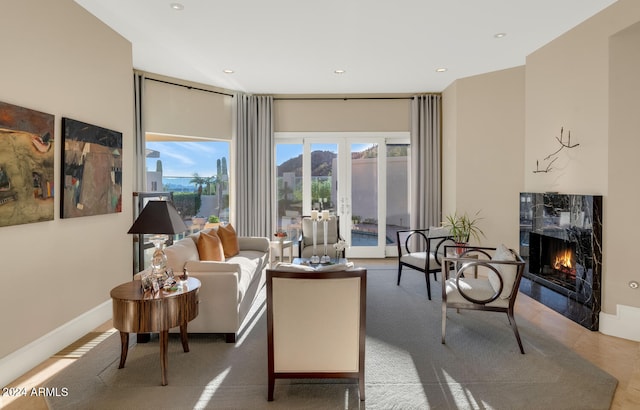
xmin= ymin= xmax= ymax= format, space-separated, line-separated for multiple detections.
xmin=445 ymin=277 xmax=509 ymax=308
xmin=488 ymin=244 xmax=518 ymax=299
xmin=400 ymin=252 xmax=442 ymax=270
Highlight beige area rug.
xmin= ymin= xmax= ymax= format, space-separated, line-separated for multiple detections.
xmin=45 ymin=267 xmax=617 ymax=409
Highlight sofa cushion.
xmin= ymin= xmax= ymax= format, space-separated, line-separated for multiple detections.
xmin=218 ymin=223 xmax=240 ymax=258
xmin=197 ymin=230 xmax=225 ymax=261
xmin=164 ymin=237 xmax=200 ymax=274
xmin=227 ymin=250 xmax=268 ymax=300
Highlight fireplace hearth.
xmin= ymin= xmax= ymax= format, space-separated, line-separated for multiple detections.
xmin=519 ymin=192 xmax=602 ymax=330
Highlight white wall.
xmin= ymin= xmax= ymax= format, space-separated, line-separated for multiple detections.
xmin=0 ymin=0 xmax=133 ymax=385
xmin=442 ymin=67 xmax=526 ymax=249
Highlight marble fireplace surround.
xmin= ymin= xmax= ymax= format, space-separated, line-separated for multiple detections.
xmin=519 ymin=192 xmax=603 ymax=330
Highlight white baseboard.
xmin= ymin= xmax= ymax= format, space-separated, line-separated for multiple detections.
xmin=0 ymin=300 xmax=112 ymax=388
xmin=599 ymin=304 xmax=640 ymax=342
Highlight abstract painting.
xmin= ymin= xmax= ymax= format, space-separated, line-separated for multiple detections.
xmin=61 ymin=118 xmax=122 ymax=218
xmin=0 ymin=101 xmax=55 ymax=227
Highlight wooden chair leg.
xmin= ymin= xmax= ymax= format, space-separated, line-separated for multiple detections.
xmin=507 ymin=310 xmax=525 ymax=354
xmin=396 ymin=264 xmax=403 ymax=285
xmin=268 ymin=373 xmax=275 ymax=401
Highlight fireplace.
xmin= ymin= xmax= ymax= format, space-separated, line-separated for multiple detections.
xmin=519 ymin=193 xmax=602 ymax=330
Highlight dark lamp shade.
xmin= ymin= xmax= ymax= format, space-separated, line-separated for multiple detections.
xmin=127 ymin=200 xmax=188 ymax=235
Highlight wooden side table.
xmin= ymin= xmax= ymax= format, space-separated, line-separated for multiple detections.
xmin=110 ymin=277 xmax=200 ymax=386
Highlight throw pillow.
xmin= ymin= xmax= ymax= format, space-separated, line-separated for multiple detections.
xmin=217 ymin=223 xmax=240 ymax=258
xmin=488 ymin=244 xmax=518 ymax=299
xmin=196 ymin=230 xmax=225 ymax=261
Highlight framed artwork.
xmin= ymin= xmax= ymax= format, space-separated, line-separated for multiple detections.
xmin=0 ymin=101 xmax=55 ymax=228
xmin=61 ymin=118 xmax=122 ymax=218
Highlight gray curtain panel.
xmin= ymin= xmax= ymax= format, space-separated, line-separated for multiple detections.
xmin=235 ymin=93 xmax=274 ymax=237
xmin=133 ymin=72 xmax=146 ymax=192
xmin=410 ymin=94 xmax=442 ymax=229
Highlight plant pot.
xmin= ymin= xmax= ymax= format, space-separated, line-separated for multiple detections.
xmin=455 ymin=242 xmax=467 ymax=256
xmin=204 ymin=222 xmax=220 ymax=230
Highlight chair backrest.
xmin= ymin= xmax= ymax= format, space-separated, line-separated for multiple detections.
xmin=301 ymin=216 xmax=340 ymax=246
xmin=266 ymin=268 xmax=366 ymax=374
xmin=444 ymin=245 xmax=525 ymax=303
xmin=396 ymin=227 xmax=453 ymax=258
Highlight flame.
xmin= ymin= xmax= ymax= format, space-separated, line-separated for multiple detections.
xmin=553 ymin=249 xmax=574 ymax=271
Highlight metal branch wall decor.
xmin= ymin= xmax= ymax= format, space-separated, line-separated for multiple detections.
xmin=533 ymin=127 xmax=579 ymax=173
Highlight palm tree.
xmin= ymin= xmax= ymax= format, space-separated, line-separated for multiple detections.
xmin=189 ymin=173 xmax=206 ymax=194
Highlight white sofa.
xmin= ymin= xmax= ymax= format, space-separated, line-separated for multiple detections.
xmin=136 ymin=229 xmax=270 ymax=342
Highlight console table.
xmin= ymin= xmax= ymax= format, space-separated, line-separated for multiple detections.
xmin=110 ymin=277 xmax=200 ymax=385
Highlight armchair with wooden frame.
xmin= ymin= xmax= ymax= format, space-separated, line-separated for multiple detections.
xmin=396 ymin=227 xmax=454 ymax=300
xmin=440 ymin=244 xmax=526 ymax=354
xmin=266 ymin=267 xmax=367 ymax=401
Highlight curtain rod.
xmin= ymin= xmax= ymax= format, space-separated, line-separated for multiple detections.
xmin=273 ymin=96 xmax=415 ymax=101
xmin=145 ymin=77 xmax=234 ymax=97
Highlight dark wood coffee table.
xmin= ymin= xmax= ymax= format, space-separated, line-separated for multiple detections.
xmin=110 ymin=277 xmax=200 ymax=386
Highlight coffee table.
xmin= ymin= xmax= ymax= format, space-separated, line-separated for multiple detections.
xmin=292 ymin=258 xmax=349 ymax=266
xmin=110 ymin=277 xmax=200 ymax=386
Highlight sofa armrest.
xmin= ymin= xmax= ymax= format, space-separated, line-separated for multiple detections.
xmin=184 ymin=260 xmax=242 ymax=274
xmin=238 ymin=236 xmax=270 ymax=253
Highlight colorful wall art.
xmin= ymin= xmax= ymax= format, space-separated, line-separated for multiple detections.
xmin=0 ymin=101 xmax=55 ymax=227
xmin=61 ymin=118 xmax=122 ymax=218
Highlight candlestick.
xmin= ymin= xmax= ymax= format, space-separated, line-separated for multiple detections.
xmin=311 ymin=209 xmax=319 ymax=221
xmin=321 ymin=210 xmax=330 ymax=221
xmin=310 ymin=217 xmax=320 ymax=264
xmin=321 ymin=219 xmax=330 ymax=263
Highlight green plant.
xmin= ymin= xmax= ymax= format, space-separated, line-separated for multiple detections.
xmin=208 ymin=215 xmax=220 ymax=223
xmin=443 ymin=211 xmax=485 ymax=244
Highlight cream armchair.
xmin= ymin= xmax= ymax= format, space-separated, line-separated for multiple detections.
xmin=298 ymin=216 xmax=344 ymax=259
xmin=441 ymin=244 xmax=526 ymax=354
xmin=266 ymin=267 xmax=366 ymax=401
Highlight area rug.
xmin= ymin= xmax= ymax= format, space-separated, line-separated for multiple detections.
xmin=45 ymin=267 xmax=617 ymax=409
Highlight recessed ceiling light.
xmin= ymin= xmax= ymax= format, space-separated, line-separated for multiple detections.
xmin=334 ymin=69 xmax=346 ymax=74
xmin=494 ymin=33 xmax=507 ymax=38
xmin=170 ymin=3 xmax=184 ymax=11
xmin=223 ymin=69 xmax=234 ymax=74
xmin=435 ymin=68 xmax=447 ymax=73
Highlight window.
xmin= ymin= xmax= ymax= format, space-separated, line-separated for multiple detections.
xmin=146 ymin=137 xmax=230 ymax=223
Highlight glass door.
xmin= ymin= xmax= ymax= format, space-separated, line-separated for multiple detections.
xmin=275 ymin=133 xmax=409 ymax=259
xmin=343 ymin=140 xmax=385 ymax=258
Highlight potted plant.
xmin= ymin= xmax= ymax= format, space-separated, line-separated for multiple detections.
xmin=204 ymin=215 xmax=220 ymax=230
xmin=443 ymin=211 xmax=485 ymax=253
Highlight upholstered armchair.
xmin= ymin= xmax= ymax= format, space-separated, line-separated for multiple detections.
xmin=441 ymin=244 xmax=526 ymax=354
xmin=298 ymin=215 xmax=344 ymax=259
xmin=266 ymin=267 xmax=367 ymax=401
xmin=396 ymin=227 xmax=454 ymax=300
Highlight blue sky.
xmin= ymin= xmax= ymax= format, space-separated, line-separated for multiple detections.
xmin=146 ymin=141 xmax=229 ymax=177
xmin=147 ymin=141 xmax=374 ymax=176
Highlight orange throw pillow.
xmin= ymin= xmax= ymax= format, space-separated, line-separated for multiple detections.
xmin=197 ymin=230 xmax=225 ymax=261
xmin=217 ymin=223 xmax=240 ymax=258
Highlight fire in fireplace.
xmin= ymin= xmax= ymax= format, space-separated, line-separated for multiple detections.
xmin=553 ymin=249 xmax=575 ymax=276
xmin=529 ymin=232 xmax=579 ymax=290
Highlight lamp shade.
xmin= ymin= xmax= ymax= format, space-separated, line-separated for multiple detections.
xmin=127 ymin=200 xmax=188 ymax=234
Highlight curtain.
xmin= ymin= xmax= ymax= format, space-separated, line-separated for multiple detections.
xmin=410 ymin=94 xmax=442 ymax=228
xmin=235 ymin=94 xmax=274 ymax=237
xmin=133 ymin=71 xmax=146 ymax=193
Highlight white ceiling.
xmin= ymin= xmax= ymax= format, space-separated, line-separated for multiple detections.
xmin=74 ymin=0 xmax=617 ymax=95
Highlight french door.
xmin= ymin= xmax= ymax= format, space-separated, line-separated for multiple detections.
xmin=275 ymin=132 xmax=410 ymax=258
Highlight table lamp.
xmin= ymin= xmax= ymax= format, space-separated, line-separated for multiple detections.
xmin=127 ymin=200 xmax=188 ymax=277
